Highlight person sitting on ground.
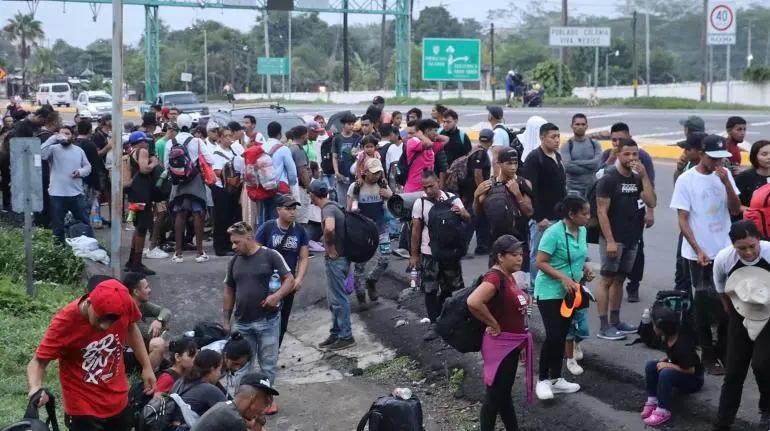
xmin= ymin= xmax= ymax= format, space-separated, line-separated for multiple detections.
xmin=156 ymin=336 xmax=198 ymax=395
xmin=641 ymin=303 xmax=704 ymax=427
xmin=172 ymin=349 xmax=227 ymax=426
xmin=191 ymin=371 xmax=278 ymax=431
xmin=123 ymin=271 xmax=172 ymax=372
xmin=218 ymin=332 xmax=254 ymax=398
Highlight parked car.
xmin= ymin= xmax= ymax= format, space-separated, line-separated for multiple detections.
xmin=208 ymin=105 xmax=305 ymax=139
xmin=76 ymin=91 xmax=113 ymax=120
xmin=35 ymin=82 xmax=72 ymax=107
xmin=154 ymin=91 xmax=209 ymax=123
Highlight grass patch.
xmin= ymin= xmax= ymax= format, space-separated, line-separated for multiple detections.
xmin=0 ymin=227 xmax=84 ymax=286
xmin=364 ymin=356 xmax=424 ymax=382
xmin=450 ymin=367 xmax=465 ymax=393
xmin=0 ymin=278 xmax=79 ymax=425
xmin=548 ymin=96 xmax=766 ymax=110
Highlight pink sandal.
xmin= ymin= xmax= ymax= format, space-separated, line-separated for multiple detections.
xmin=643 ymin=409 xmax=672 ymax=427
xmin=640 ymin=402 xmax=657 ymax=419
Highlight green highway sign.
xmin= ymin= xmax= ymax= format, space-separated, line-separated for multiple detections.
xmin=422 ymin=38 xmax=481 ymax=81
xmin=257 ymin=57 xmax=290 ymax=76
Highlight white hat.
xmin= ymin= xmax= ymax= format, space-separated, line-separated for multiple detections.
xmin=177 ymin=113 xmax=194 ymax=130
xmin=508 ymin=70 xmax=515 ymax=75
xmin=725 ymin=266 xmax=770 ymax=339
xmin=206 ymin=120 xmax=220 ymax=132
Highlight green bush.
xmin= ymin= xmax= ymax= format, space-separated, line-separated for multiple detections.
xmin=0 ymin=228 xmax=84 ymax=286
xmin=527 ymin=60 xmax=574 ymax=98
xmin=743 ymin=66 xmax=770 ymax=84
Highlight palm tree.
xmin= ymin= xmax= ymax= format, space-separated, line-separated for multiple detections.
xmin=3 ymin=13 xmax=44 ymax=98
xmin=34 ymin=47 xmax=60 ymax=76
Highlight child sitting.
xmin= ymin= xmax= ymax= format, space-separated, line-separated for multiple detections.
xmin=641 ymin=303 xmax=704 ymax=427
xmin=351 ymin=135 xmax=382 ymax=210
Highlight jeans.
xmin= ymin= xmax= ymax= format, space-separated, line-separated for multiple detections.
xmin=335 ymin=177 xmax=351 ymax=206
xmin=259 ymin=195 xmax=278 ymax=226
xmin=50 ymin=194 xmax=90 ymax=242
xmin=538 ymin=299 xmax=573 ymax=381
xmin=325 ymin=256 xmax=352 ymax=339
xmin=233 ymin=313 xmax=281 ymax=383
xmin=480 ymin=347 xmax=520 ymax=430
xmin=645 ymin=360 xmax=704 ymax=410
xmin=715 ymin=308 xmax=770 ymax=428
xmin=529 ymin=219 xmax=555 ymax=290
xmin=322 ymin=174 xmax=338 ymax=203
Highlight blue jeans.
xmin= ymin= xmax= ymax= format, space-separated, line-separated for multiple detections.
xmin=645 ymin=360 xmax=704 ymax=409
xmin=50 ymin=195 xmax=90 ymax=242
xmin=260 ymin=196 xmax=278 ymax=226
xmin=234 ymin=313 xmax=281 ymax=383
xmin=325 ymin=256 xmax=352 ymax=339
xmin=529 ymin=219 xmax=555 ymax=290
xmin=323 ymin=174 xmax=338 ymax=203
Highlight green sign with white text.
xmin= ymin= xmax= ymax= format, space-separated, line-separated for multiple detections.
xmin=257 ymin=57 xmax=290 ymax=76
xmin=422 ymin=38 xmax=481 ymax=81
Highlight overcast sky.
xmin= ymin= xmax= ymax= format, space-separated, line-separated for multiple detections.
xmin=0 ymin=0 xmax=756 ymax=48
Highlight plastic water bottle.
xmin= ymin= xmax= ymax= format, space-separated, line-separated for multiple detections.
xmin=641 ymin=308 xmax=651 ymax=325
xmin=392 ymin=387 xmax=412 ymax=400
xmin=269 ymin=270 xmax=282 ymax=309
xmin=410 ymin=268 xmax=419 ymax=290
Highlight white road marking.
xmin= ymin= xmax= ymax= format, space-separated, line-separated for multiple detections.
xmin=587 ymin=112 xmax=628 ymax=120
xmin=750 ymin=121 xmax=770 ymax=127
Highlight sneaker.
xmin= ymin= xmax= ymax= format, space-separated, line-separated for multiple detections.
xmin=142 ymin=248 xmax=149 ymax=257
xmin=566 ymin=358 xmax=584 ymax=376
xmin=318 ymin=335 xmax=338 ymax=349
xmin=616 ymin=321 xmax=638 ymax=335
xmin=550 ymin=377 xmax=581 ymax=394
xmin=145 ymin=247 xmax=169 ymax=259
xmin=423 ymin=324 xmax=439 ymax=341
xmin=627 ymin=291 xmax=640 ymax=303
xmin=392 ymin=248 xmax=411 ymax=259
xmin=573 ymin=341 xmax=584 ymax=361
xmin=366 ymin=280 xmax=379 ymax=302
xmin=308 ymin=240 xmax=325 ymax=252
xmin=597 ymin=326 xmax=627 ymax=341
xmin=195 ymin=253 xmax=210 ymax=263
xmin=641 ymin=402 xmax=657 ymax=419
xmin=327 ymin=337 xmax=356 ymax=351
xmin=171 ymin=255 xmax=184 ymax=263
xmin=265 ymin=402 xmax=278 ymax=415
xmin=643 ymin=408 xmax=672 ymax=427
xmin=536 ymin=380 xmax=554 ymax=400
xmin=124 ymin=223 xmax=135 ymax=231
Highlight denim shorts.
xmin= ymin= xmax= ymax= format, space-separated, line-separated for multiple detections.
xmin=599 ymin=237 xmax=638 ymax=277
xmin=566 ymin=307 xmax=590 ymax=341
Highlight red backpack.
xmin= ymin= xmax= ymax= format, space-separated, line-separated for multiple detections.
xmin=242 ymin=142 xmax=289 ymax=201
xmin=743 ymin=183 xmax=770 ymax=239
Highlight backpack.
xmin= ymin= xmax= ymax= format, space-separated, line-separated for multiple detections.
xmin=214 ymin=150 xmax=242 ymax=192
xmin=444 ymin=147 xmax=484 ymax=193
xmin=629 ymin=290 xmax=691 ymax=350
xmin=167 ymin=137 xmax=199 ymax=185
xmin=377 ymin=142 xmax=392 ymax=165
xmin=141 ymin=380 xmax=199 ymax=431
xmin=68 ymin=222 xmax=94 ymax=239
xmin=567 ymin=138 xmax=598 ymax=157
xmin=127 ymin=368 xmax=181 ymax=430
xmin=425 ymin=195 xmax=468 ymax=261
xmin=395 ymin=147 xmax=422 ymax=187
xmin=320 ymin=134 xmax=336 ymax=175
xmin=743 ymin=183 xmax=770 ymax=240
xmin=193 ymin=321 xmax=228 ymax=348
xmin=483 ymin=182 xmax=522 ymax=239
xmin=356 ymin=394 xmax=425 ymax=431
xmin=1 ymin=389 xmax=59 ymax=431
xmin=436 ymin=269 xmax=505 ymax=353
xmin=328 ymin=202 xmax=379 ymax=263
xmin=243 ymin=142 xmax=285 ymax=201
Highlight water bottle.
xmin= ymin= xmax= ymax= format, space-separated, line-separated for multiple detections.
xmin=641 ymin=308 xmax=651 ymax=325
xmin=410 ymin=268 xmax=419 ymax=290
xmin=269 ymin=270 xmax=282 ymax=309
xmin=392 ymin=387 xmax=412 ymax=400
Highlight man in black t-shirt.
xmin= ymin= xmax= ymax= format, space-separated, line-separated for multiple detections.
xmin=596 ymin=139 xmax=656 ymax=341
xmin=462 ymin=129 xmax=492 ymax=254
xmin=74 ymin=120 xmax=106 ymax=227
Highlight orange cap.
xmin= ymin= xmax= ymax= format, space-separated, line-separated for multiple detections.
xmin=560 ymin=283 xmax=583 ymax=318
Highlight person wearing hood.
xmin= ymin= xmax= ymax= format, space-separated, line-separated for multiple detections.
xmin=518 ymin=116 xmax=547 ymax=162
xmin=41 ymin=126 xmax=92 ymax=243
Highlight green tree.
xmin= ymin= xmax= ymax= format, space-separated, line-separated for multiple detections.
xmin=412 ymin=6 xmax=465 ymax=43
xmin=3 ymin=12 xmax=44 ymax=97
xmin=527 ymin=60 xmax=573 ymax=97
xmin=33 ymin=47 xmax=60 ymax=76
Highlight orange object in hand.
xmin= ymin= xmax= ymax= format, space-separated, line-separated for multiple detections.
xmin=560 ymin=282 xmax=583 ymax=318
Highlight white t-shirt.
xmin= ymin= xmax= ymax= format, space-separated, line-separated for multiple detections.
xmin=211 ymin=145 xmax=236 ymax=189
xmin=385 ymin=142 xmax=403 ymax=176
xmin=411 ymin=191 xmax=464 ymax=255
xmin=713 ymin=241 xmax=770 ymax=293
xmin=670 ymin=168 xmax=740 ymax=260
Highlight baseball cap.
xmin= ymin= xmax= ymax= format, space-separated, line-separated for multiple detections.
xmin=276 ymin=194 xmax=301 ymax=207
xmin=163 ymin=121 xmax=180 ymax=133
xmin=679 ymin=115 xmax=705 ymax=132
xmin=479 ymin=129 xmax=494 ymax=142
xmin=177 ymin=113 xmax=194 ymax=130
xmin=128 ymin=131 xmax=151 ymax=144
xmin=306 ymin=120 xmax=324 ymax=132
xmin=206 ymin=120 xmax=220 ymax=132
xmin=87 ymin=278 xmax=135 ymax=318
xmin=309 ymin=178 xmax=330 ymax=196
xmin=497 ymin=147 xmax=519 ymax=163
xmin=227 ymin=121 xmax=243 ymax=132
xmin=702 ymin=134 xmax=732 ymax=159
xmin=86 ymin=275 xmax=116 ymax=293
xmin=365 ymin=158 xmax=384 ymax=174
xmin=239 ymin=371 xmax=280 ymax=396
xmin=677 ymin=132 xmax=707 ymax=150
xmin=486 ymin=105 xmax=504 ymax=121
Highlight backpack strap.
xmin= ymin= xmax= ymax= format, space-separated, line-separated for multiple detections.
xmin=268 ymin=142 xmax=282 ymax=156
xmin=355 ymin=408 xmax=373 ymax=431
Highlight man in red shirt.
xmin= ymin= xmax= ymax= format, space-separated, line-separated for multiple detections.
xmin=27 ymin=277 xmax=157 ymax=430
xmin=725 ymin=116 xmax=746 ymax=171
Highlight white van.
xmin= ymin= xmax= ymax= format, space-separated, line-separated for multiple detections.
xmin=35 ymin=82 xmax=73 ymax=107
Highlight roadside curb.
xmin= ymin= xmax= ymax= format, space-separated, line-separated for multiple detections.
xmin=19 ymin=104 xmax=140 ymax=118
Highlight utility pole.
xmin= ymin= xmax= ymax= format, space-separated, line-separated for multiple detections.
xmin=632 ymin=11 xmax=638 ymax=97
xmin=700 ymin=0 xmax=708 ymax=101
xmin=263 ymin=9 xmax=271 ymax=98
xmin=288 ymin=11 xmax=292 ymax=93
xmin=747 ymin=19 xmax=753 ymax=68
xmin=203 ymin=26 xmax=208 ymax=102
xmin=645 ymin=10 xmax=650 ymax=96
xmin=490 ymin=23 xmax=495 ymax=101
xmin=765 ymin=25 xmax=770 ymax=65
xmin=561 ymin=0 xmax=568 ymax=65
xmin=380 ymin=0 xmax=387 ymax=89
xmin=110 ymin=0 xmax=123 ymax=277
xmin=343 ymin=0 xmax=350 ymax=92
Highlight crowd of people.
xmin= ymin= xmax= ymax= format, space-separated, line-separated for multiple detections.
xmin=4 ymin=95 xmax=770 ymax=431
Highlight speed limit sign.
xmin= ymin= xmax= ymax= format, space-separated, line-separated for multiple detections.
xmin=707 ymin=1 xmax=736 ymax=45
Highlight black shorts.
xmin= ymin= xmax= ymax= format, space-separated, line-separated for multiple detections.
xmin=65 ymin=409 xmax=131 ymax=431
xmin=134 ymin=206 xmax=153 ymax=235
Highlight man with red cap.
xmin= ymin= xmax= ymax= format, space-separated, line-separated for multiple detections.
xmin=26 ymin=277 xmax=156 ymax=430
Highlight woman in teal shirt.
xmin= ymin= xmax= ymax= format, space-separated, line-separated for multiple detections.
xmin=534 ymin=195 xmax=593 ymax=401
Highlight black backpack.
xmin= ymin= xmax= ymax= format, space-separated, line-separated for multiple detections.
xmin=320 ymin=134 xmax=336 ymax=175
xmin=356 ymin=394 xmax=425 ymax=431
xmin=629 ymin=290 xmax=691 ymax=350
xmin=395 ymin=148 xmax=422 ymax=187
xmin=167 ymin=137 xmax=198 ymax=185
xmin=193 ymin=321 xmax=228 ymax=348
xmin=340 ymin=205 xmax=380 ymax=263
xmin=127 ymin=368 xmax=181 ymax=430
xmin=483 ymin=182 xmax=521 ymax=239
xmin=141 ymin=380 xmax=198 ymax=431
xmin=1 ymin=389 xmax=59 ymax=431
xmin=425 ymin=195 xmax=468 ymax=261
xmin=436 ymin=269 xmax=505 ymax=353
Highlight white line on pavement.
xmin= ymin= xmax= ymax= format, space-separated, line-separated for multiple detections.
xmin=750 ymin=121 xmax=770 ymax=127
xmin=587 ymin=112 xmax=628 ymax=120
